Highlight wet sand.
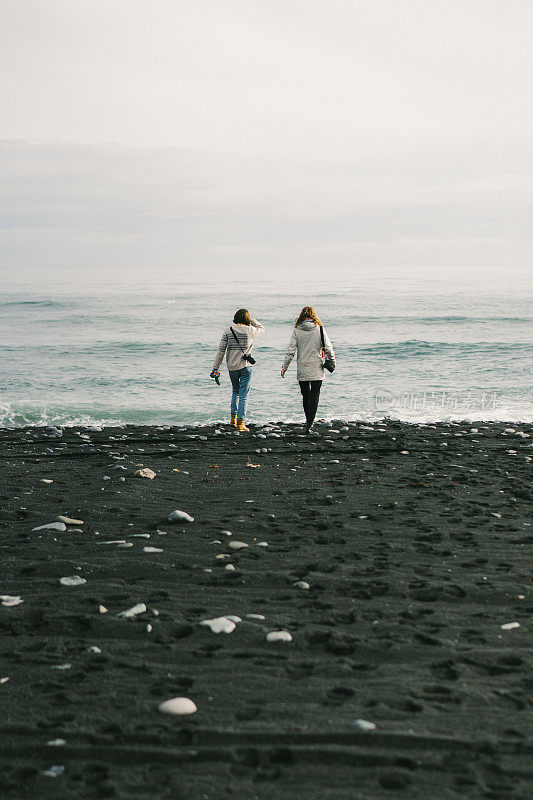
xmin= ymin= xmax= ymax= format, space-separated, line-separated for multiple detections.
xmin=1 ymin=420 xmax=532 ymax=799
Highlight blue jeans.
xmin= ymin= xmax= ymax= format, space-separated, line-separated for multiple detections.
xmin=229 ymin=366 xmax=253 ymax=420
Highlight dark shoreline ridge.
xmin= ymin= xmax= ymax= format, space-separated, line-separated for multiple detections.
xmin=1 ymin=421 xmax=532 ymax=800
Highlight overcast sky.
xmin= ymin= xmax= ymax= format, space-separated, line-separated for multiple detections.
xmin=1 ymin=0 xmax=532 ymax=276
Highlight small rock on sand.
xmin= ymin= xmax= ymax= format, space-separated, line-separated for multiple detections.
xmin=229 ymin=541 xmax=248 ymax=550
xmin=59 ymin=576 xmax=86 ymax=587
xmin=200 ymin=617 xmax=236 ymax=634
xmin=1 ymin=595 xmax=23 ymax=607
xmin=117 ymin=602 xmax=146 ymax=618
xmin=56 ymin=516 xmax=83 ymax=525
xmin=266 ymin=631 xmax=292 ymax=642
xmin=501 ymin=621 xmax=520 ymax=630
xmin=350 ymin=718 xmax=376 ymax=731
xmin=168 ymin=509 xmax=194 ymax=523
xmin=32 ymin=522 xmax=67 ymax=532
xmin=293 ymin=581 xmax=310 ymax=590
xmin=158 ymin=697 xmax=197 ymax=715
xmin=134 ymin=468 xmax=156 ymax=479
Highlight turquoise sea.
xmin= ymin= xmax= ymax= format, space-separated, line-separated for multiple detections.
xmin=1 ymin=267 xmax=532 ymax=427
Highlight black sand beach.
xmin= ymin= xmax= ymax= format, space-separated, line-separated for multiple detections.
xmin=1 ymin=420 xmax=531 ymax=799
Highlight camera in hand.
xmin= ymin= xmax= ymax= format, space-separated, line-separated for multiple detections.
xmin=243 ymin=354 xmax=256 ymax=365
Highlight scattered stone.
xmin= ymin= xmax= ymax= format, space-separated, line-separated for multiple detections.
xmin=59 ymin=576 xmax=86 ymax=587
xmin=32 ymin=522 xmax=66 ymax=532
xmin=168 ymin=509 xmax=194 ymax=523
xmin=117 ymin=602 xmax=146 ymax=618
xmin=117 ymin=542 xmax=133 ymax=548
xmin=229 ymin=541 xmax=248 ymax=550
xmin=47 ymin=739 xmax=66 ymax=746
xmin=246 ymin=614 xmax=266 ymax=620
xmin=266 ymin=631 xmax=292 ymax=643
xmin=1 ymin=677 xmax=10 ymax=684
xmin=99 ymin=605 xmax=108 ymax=614
xmin=225 ymin=564 xmax=236 ymax=571
xmin=350 ymin=718 xmax=376 ymax=731
xmin=134 ymin=468 xmax=156 ymax=479
xmin=143 ymin=546 xmax=163 ymax=553
xmin=88 ymin=646 xmax=101 ymax=654
xmin=200 ymin=616 xmax=236 ymax=634
xmin=158 ymin=697 xmax=197 ymax=716
xmin=40 ymin=479 xmax=53 ymax=484
xmin=501 ymin=622 xmax=520 ymax=630
xmin=42 ymin=765 xmax=65 ymax=778
xmin=56 ymin=516 xmax=83 ymax=525
xmin=1 ymin=595 xmax=23 ymax=607
xmin=98 ymin=539 xmax=127 ymax=545
xmin=293 ymin=581 xmax=310 ymax=590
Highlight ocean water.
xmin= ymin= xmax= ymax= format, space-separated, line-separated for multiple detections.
xmin=1 ymin=267 xmax=532 ymax=427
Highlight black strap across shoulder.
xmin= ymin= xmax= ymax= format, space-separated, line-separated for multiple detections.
xmin=320 ymin=326 xmax=325 ymax=350
xmin=230 ymin=326 xmax=248 ymax=356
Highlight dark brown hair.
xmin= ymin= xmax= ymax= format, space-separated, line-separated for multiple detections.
xmin=233 ymin=308 xmax=253 ymax=325
xmin=295 ymin=306 xmax=322 ymax=327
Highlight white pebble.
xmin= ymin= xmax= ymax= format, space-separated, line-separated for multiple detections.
xmin=0 ymin=677 xmax=10 ymax=684
xmin=229 ymin=541 xmax=248 ymax=550
xmin=117 ymin=602 xmax=146 ymax=618
xmin=266 ymin=631 xmax=292 ymax=643
xmin=88 ymin=646 xmax=101 ymax=654
xmin=143 ymin=546 xmax=163 ymax=553
xmin=47 ymin=739 xmax=66 ymax=746
xmin=200 ymin=616 xmax=236 ymax=634
xmin=1 ymin=595 xmax=23 ymax=607
xmin=56 ymin=516 xmax=83 ymax=525
xmin=59 ymin=576 xmax=86 ymax=587
xmin=256 ymin=541 xmax=269 ymax=547
xmin=99 ymin=605 xmax=108 ymax=614
xmin=42 ymin=765 xmax=65 ymax=777
xmin=225 ymin=564 xmax=236 ymax=571
xmin=168 ymin=509 xmax=194 ymax=523
xmin=32 ymin=522 xmax=66 ymax=532
xmin=158 ymin=697 xmax=197 ymax=715
xmin=350 ymin=718 xmax=376 ymax=731
xmin=501 ymin=622 xmax=520 ymax=630
xmin=293 ymin=581 xmax=310 ymax=590
xmin=246 ymin=614 xmax=265 ymax=620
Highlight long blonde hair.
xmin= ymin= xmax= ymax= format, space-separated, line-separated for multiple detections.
xmin=295 ymin=306 xmax=322 ymax=327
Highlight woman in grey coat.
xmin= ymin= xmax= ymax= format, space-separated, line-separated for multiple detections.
xmin=281 ymin=306 xmax=335 ymax=433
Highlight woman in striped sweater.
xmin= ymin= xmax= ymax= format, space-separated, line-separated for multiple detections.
xmin=211 ymin=309 xmax=265 ymax=431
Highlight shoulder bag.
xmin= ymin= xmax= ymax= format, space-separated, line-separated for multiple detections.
xmin=320 ymin=326 xmax=335 ymax=372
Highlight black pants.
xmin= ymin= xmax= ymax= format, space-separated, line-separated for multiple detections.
xmin=299 ymin=380 xmax=322 ymax=426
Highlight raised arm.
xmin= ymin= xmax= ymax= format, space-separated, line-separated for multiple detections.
xmin=250 ymin=319 xmax=265 ymax=336
xmin=212 ymin=330 xmax=228 ymax=371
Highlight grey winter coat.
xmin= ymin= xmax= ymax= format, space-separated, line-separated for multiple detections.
xmin=282 ymin=320 xmax=336 ymax=381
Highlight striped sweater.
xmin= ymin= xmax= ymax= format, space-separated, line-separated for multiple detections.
xmin=212 ymin=320 xmax=265 ymax=371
